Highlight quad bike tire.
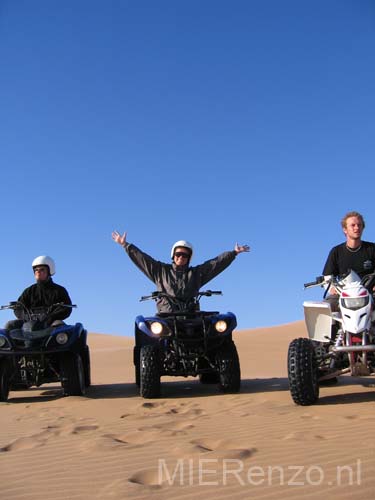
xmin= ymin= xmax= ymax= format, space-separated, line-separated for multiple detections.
xmin=60 ymin=352 xmax=86 ymax=396
xmin=0 ymin=360 xmax=10 ymax=402
xmin=134 ymin=345 xmax=141 ymax=386
xmin=216 ymin=341 xmax=241 ymax=393
xmin=140 ymin=345 xmax=160 ymax=398
xmin=135 ymin=361 xmax=140 ymax=387
xmin=288 ymin=338 xmax=319 ymax=406
xmin=81 ymin=345 xmax=91 ymax=387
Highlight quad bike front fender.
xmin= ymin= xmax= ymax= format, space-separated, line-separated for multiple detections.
xmin=303 ymin=301 xmax=332 ymax=343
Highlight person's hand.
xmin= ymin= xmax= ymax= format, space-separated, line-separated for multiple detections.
xmin=234 ymin=243 xmax=250 ymax=254
xmin=112 ymin=230 xmax=127 ymax=247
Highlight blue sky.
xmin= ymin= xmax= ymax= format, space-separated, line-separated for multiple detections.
xmin=1 ymin=1 xmax=374 ymax=335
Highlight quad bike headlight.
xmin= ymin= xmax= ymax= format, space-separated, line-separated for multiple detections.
xmin=0 ymin=336 xmax=7 ymax=348
xmin=56 ymin=332 xmax=69 ymax=345
xmin=341 ymin=296 xmax=369 ymax=310
xmin=150 ymin=322 xmax=164 ymax=335
xmin=214 ymin=320 xmax=228 ymax=333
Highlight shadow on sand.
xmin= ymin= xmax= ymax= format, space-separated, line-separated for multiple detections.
xmin=87 ymin=374 xmax=375 ymax=405
xmin=5 ymin=375 xmax=375 ymax=405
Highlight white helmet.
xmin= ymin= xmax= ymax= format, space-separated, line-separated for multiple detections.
xmin=32 ymin=256 xmax=56 ymax=276
xmin=170 ymin=240 xmax=193 ymax=259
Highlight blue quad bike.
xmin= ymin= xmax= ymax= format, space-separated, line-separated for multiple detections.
xmin=133 ymin=290 xmax=241 ymax=398
xmin=0 ymin=302 xmax=91 ymax=401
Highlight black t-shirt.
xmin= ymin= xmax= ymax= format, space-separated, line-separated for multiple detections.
xmin=322 ymin=241 xmax=375 ymax=278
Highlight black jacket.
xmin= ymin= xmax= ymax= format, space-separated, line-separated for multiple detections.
xmin=124 ymin=243 xmax=237 ymax=312
xmin=15 ymin=278 xmax=72 ymax=325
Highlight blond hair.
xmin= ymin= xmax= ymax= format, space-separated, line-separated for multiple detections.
xmin=341 ymin=211 xmax=365 ymax=229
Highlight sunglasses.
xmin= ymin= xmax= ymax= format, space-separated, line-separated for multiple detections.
xmin=34 ymin=267 xmax=48 ymax=273
xmin=174 ymin=252 xmax=190 ymax=259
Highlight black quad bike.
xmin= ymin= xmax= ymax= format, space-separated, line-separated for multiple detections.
xmin=133 ymin=290 xmax=241 ymax=398
xmin=0 ymin=302 xmax=91 ymax=401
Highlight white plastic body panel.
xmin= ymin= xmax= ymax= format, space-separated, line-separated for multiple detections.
xmin=303 ymin=301 xmax=332 ymax=343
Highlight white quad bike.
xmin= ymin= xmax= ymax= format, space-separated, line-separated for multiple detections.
xmin=288 ymin=270 xmax=375 ymax=405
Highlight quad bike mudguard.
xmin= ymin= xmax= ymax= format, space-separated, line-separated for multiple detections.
xmin=303 ymin=301 xmax=333 ymax=343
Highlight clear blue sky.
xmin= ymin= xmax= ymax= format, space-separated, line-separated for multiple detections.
xmin=1 ymin=1 xmax=374 ymax=335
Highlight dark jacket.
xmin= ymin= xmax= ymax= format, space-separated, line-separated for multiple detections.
xmin=124 ymin=243 xmax=237 ymax=312
xmin=15 ymin=278 xmax=72 ymax=325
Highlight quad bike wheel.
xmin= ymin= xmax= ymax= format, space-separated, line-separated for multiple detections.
xmin=216 ymin=341 xmax=241 ymax=393
xmin=288 ymin=338 xmax=319 ymax=405
xmin=135 ymin=361 xmax=140 ymax=387
xmin=81 ymin=345 xmax=91 ymax=387
xmin=0 ymin=360 xmax=10 ymax=402
xmin=133 ymin=345 xmax=141 ymax=386
xmin=140 ymin=345 xmax=160 ymax=398
xmin=60 ymin=352 xmax=86 ymax=396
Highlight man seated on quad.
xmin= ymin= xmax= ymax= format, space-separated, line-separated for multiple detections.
xmin=321 ymin=211 xmax=375 ymax=348
xmin=323 ymin=211 xmax=375 ymax=309
xmin=5 ymin=256 xmax=72 ymax=331
xmin=112 ymin=231 xmax=249 ymax=312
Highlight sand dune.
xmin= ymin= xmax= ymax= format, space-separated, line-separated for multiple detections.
xmin=1 ymin=322 xmax=374 ymax=499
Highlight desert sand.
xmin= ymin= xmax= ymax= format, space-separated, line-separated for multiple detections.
xmin=1 ymin=321 xmax=375 ymax=499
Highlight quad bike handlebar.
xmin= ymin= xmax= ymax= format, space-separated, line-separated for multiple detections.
xmin=304 ymin=276 xmax=325 ymax=288
xmin=1 ymin=302 xmax=77 ymax=310
xmin=140 ymin=290 xmax=222 ymax=302
xmin=140 ymin=290 xmax=223 ymax=312
xmin=0 ymin=302 xmax=77 ymax=322
xmin=304 ymin=271 xmax=375 ymax=295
